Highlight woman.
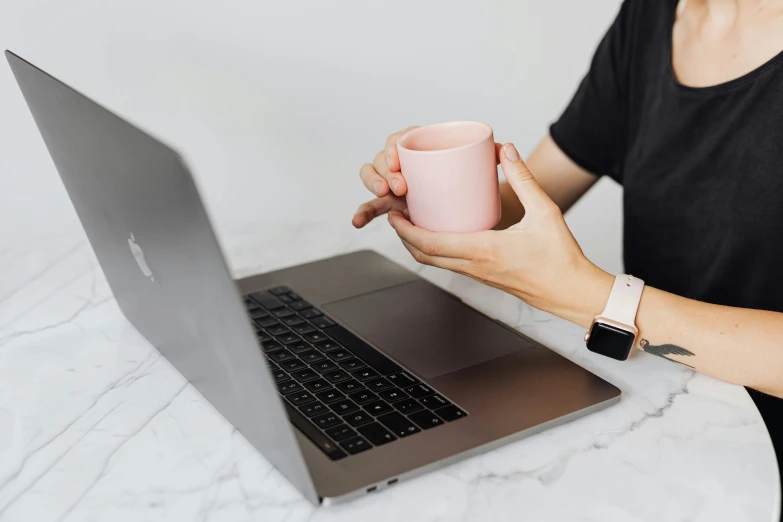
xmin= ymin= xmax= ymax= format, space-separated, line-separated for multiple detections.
xmin=352 ymin=0 xmax=783 ymax=492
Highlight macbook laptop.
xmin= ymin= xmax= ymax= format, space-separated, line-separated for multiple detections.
xmin=6 ymin=50 xmax=621 ymax=505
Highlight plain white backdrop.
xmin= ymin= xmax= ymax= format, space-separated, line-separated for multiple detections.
xmin=0 ymin=0 xmax=624 ymax=275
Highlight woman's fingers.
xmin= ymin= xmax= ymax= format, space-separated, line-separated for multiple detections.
xmin=359 ymin=162 xmax=389 ymax=197
xmin=387 ymin=210 xmax=492 ymax=260
xmin=384 ymin=126 xmax=419 ymax=173
xmin=399 ymin=239 xmax=471 ymax=273
xmin=499 ymin=143 xmax=559 ymax=216
xmin=352 ymin=194 xmax=407 ymax=228
xmin=373 ymin=150 xmax=408 ymax=196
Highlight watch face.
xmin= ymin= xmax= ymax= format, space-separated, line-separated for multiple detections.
xmin=586 ymin=322 xmax=635 ymax=361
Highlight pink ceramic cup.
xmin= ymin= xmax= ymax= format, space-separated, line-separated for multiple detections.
xmin=397 ymin=121 xmax=501 ymax=232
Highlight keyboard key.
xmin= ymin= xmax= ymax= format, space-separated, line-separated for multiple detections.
xmin=311 ymin=316 xmax=336 ymax=329
xmin=251 ymin=292 xmax=285 ymax=310
xmin=293 ymin=323 xmax=317 ymax=335
xmin=327 ymin=349 xmax=353 ymax=362
xmin=363 ymin=400 xmax=394 ymax=416
xmin=349 ymin=390 xmax=378 ymax=406
xmin=311 ymin=360 xmax=338 ymax=372
xmin=279 ymin=359 xmax=307 ymax=372
xmin=283 ymin=315 xmax=306 ymax=327
xmin=283 ymin=402 xmax=345 ymax=460
xmin=268 ymin=286 xmax=290 ymax=296
xmin=248 ymin=308 xmax=270 ymax=319
xmin=304 ymin=378 xmax=332 ymax=393
xmin=277 ymin=332 xmax=302 ymax=345
xmin=434 ymin=405 xmax=467 ymax=421
xmin=271 ymin=369 xmax=289 ymax=383
xmin=273 ymin=308 xmax=295 ymax=319
xmin=312 ymin=412 xmax=342 ymax=429
xmin=315 ymin=340 xmax=341 ymax=352
xmin=288 ymin=341 xmax=313 ymax=355
xmin=323 ymin=370 xmax=351 ymax=384
xmin=299 ymin=401 xmax=329 ymax=417
xmin=378 ymin=388 xmax=409 ymax=403
xmin=408 ymin=409 xmax=445 ymax=429
xmin=395 ymin=398 xmax=424 ymax=415
xmin=277 ymin=380 xmax=304 ymax=395
xmin=352 ymin=368 xmax=379 ymax=382
xmin=266 ymin=360 xmax=279 ymax=370
xmin=287 ymin=391 xmax=316 ymax=406
xmin=377 ymin=412 xmax=421 ymax=438
xmin=316 ymin=389 xmax=345 ymax=404
xmin=268 ymin=325 xmax=290 ymax=337
xmin=336 ymin=379 xmax=364 ymax=394
xmin=366 ymin=377 xmax=394 ymax=392
xmin=290 ymin=300 xmax=313 ymax=311
xmin=287 ymin=291 xmax=303 ymax=301
xmin=291 ymin=368 xmax=319 ymax=382
xmin=343 ymin=411 xmax=374 ymax=427
xmin=323 ymin=325 xmax=403 ymax=375
xmin=304 ymin=331 xmax=330 ymax=344
xmin=419 ymin=394 xmax=450 ymax=410
xmin=405 ymin=384 xmax=435 ymax=399
xmin=339 ymin=436 xmax=371 ymax=455
xmin=279 ymin=293 xmax=295 ymax=304
xmin=256 ymin=330 xmax=272 ymax=342
xmin=268 ymin=349 xmax=295 ymax=363
xmin=340 ymin=359 xmax=367 ymax=372
xmin=300 ymin=308 xmax=323 ymax=319
xmin=261 ymin=340 xmax=283 ymax=353
xmin=329 ymin=399 xmax=359 ymax=415
xmin=357 ymin=423 xmax=397 ymax=446
xmin=325 ymin=424 xmax=356 ymax=441
xmin=256 ymin=317 xmax=279 ymax=328
xmin=387 ymin=371 xmax=419 ymax=388
xmin=301 ymin=351 xmax=326 ymax=364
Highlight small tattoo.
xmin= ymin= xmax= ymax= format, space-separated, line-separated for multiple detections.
xmin=639 ymin=339 xmax=695 ymax=368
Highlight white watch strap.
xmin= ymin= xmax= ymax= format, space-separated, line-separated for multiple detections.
xmin=600 ymin=274 xmax=645 ymax=327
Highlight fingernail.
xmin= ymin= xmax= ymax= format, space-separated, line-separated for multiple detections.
xmin=390 ymin=178 xmax=400 ymax=194
xmin=504 ymin=143 xmax=520 ymax=162
xmin=373 ymin=181 xmax=382 ymax=195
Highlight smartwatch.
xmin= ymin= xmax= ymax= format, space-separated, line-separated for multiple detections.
xmin=584 ymin=274 xmax=645 ymax=361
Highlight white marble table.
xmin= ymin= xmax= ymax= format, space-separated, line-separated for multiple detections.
xmin=0 ymin=217 xmax=780 ymax=522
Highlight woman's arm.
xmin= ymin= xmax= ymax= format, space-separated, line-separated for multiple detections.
xmin=560 ymin=268 xmax=783 ymax=397
xmin=387 ymin=142 xmax=783 ymax=399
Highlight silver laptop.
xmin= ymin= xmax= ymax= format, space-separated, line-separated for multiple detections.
xmin=6 ymin=50 xmax=621 ymax=505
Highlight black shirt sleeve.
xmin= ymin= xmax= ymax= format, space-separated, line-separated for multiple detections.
xmin=549 ymin=0 xmax=637 ymax=183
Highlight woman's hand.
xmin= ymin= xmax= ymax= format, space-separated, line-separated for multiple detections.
xmin=387 ymin=143 xmax=613 ymax=327
xmin=352 ymin=126 xmax=418 ymax=229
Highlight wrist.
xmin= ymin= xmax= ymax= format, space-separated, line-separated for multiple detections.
xmin=557 ymin=262 xmax=614 ymax=329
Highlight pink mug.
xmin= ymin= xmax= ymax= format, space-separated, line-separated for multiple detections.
xmin=397 ymin=121 xmax=501 ymax=232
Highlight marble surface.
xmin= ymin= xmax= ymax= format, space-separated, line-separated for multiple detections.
xmin=0 ymin=217 xmax=780 ymax=522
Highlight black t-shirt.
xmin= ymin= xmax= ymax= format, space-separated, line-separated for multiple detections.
xmin=550 ymin=0 xmax=783 ymax=486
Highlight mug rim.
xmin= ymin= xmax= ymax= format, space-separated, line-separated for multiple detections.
xmin=397 ymin=121 xmax=493 ymax=154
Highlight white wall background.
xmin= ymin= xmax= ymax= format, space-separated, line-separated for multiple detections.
xmin=0 ymin=0 xmax=624 ymax=275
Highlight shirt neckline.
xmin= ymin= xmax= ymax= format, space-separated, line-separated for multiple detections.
xmin=665 ymin=0 xmax=783 ymax=94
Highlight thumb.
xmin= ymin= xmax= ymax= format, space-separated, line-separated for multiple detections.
xmin=499 ymin=143 xmax=554 ymax=215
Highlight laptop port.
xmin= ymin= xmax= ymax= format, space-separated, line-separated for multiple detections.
xmin=366 ymin=486 xmax=377 ymax=493
xmin=387 ymin=478 xmax=398 ymax=485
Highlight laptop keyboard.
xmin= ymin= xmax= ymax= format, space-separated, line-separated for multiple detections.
xmin=244 ymin=286 xmax=468 ymax=460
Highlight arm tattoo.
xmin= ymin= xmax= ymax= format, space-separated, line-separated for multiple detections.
xmin=639 ymin=339 xmax=695 ymax=368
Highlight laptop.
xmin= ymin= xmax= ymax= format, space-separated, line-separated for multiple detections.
xmin=6 ymin=50 xmax=621 ymax=505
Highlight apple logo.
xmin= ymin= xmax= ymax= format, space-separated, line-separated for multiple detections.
xmin=128 ymin=233 xmax=154 ymax=282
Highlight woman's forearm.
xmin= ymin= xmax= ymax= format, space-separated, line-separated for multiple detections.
xmin=572 ymin=271 xmax=783 ymax=398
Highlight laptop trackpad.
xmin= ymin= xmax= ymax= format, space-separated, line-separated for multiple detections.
xmin=323 ymin=281 xmax=529 ymax=379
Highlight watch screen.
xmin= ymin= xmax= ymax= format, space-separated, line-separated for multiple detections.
xmin=586 ymin=322 xmax=635 ymax=361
